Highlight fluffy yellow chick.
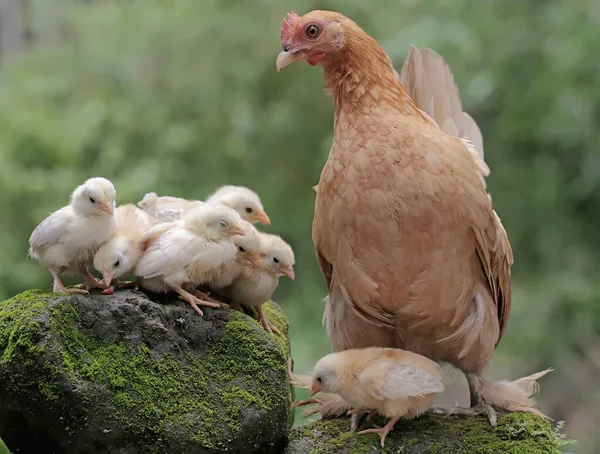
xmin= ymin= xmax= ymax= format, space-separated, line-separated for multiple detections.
xmin=205 ymin=185 xmax=270 ymax=225
xmin=137 ymin=192 xmax=203 ymax=223
xmin=138 ymin=186 xmax=270 ymax=225
xmin=208 ymin=220 xmax=262 ymax=291
xmin=135 ymin=204 xmax=245 ymax=316
xmin=29 ymin=177 xmax=117 ymax=293
xmin=93 ymin=204 xmax=155 ymax=287
xmin=309 ymin=348 xmax=444 ymax=447
xmin=223 ymin=233 xmax=294 ymax=334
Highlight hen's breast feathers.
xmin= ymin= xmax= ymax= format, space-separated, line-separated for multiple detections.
xmin=315 ymin=108 xmax=512 ymax=345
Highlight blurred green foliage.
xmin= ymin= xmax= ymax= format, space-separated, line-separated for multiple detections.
xmin=0 ymin=0 xmax=598 ymax=450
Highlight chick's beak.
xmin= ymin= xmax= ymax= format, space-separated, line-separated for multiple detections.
xmin=99 ymin=202 xmax=114 ymax=216
xmin=102 ymin=270 xmax=116 ymax=288
xmin=309 ymin=383 xmax=322 ymax=397
xmin=281 ymin=264 xmax=295 ymax=281
xmin=249 ymin=252 xmax=262 ymax=269
xmin=276 ymin=49 xmax=301 ymax=71
xmin=230 ymin=225 xmax=246 ymax=237
xmin=254 ymin=211 xmax=271 ymax=225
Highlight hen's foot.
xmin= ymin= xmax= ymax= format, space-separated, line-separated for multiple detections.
xmin=446 ymin=404 xmax=497 ymax=427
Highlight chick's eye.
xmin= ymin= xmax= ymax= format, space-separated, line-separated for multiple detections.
xmin=245 ymin=207 xmax=253 ymax=214
xmin=238 ymin=246 xmax=245 ymax=253
xmin=317 ymin=377 xmax=322 ymax=383
xmin=306 ymin=24 xmax=320 ymax=38
xmin=89 ymin=197 xmax=96 ymax=204
xmin=273 ymin=257 xmax=280 ymax=264
xmin=218 ymin=221 xmax=228 ymax=229
xmin=114 ymin=260 xmax=120 ymax=267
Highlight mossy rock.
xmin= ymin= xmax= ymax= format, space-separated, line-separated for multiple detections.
xmin=0 ymin=289 xmax=293 ymax=453
xmin=285 ymin=413 xmax=568 ymax=453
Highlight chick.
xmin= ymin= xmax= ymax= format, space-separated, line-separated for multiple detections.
xmin=309 ymin=347 xmax=444 ymax=447
xmin=135 ymin=204 xmax=245 ymax=316
xmin=205 ymin=185 xmax=270 ymax=225
xmin=223 ymin=233 xmax=294 ymax=334
xmin=29 ymin=177 xmax=117 ymax=293
xmin=137 ymin=192 xmax=203 ymax=223
xmin=138 ymin=186 xmax=270 ymax=225
xmin=208 ymin=220 xmax=262 ymax=291
xmin=93 ymin=204 xmax=155 ymax=288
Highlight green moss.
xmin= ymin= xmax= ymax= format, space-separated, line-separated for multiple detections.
xmin=286 ymin=413 xmax=571 ymax=454
xmin=427 ymin=442 xmax=444 ymax=453
xmin=0 ymin=291 xmax=293 ymax=452
xmin=0 ymin=290 xmax=61 ymax=400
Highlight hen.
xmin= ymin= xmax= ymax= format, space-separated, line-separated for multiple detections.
xmin=277 ymin=10 xmax=551 ymax=425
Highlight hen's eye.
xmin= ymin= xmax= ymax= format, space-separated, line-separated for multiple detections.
xmin=283 ymin=44 xmax=291 ymax=52
xmin=218 ymin=220 xmax=228 ymax=229
xmin=238 ymin=246 xmax=245 ymax=253
xmin=306 ymin=24 xmax=320 ymax=38
xmin=273 ymin=257 xmax=280 ymax=264
xmin=245 ymin=207 xmax=253 ymax=214
xmin=114 ymin=260 xmax=120 ymax=267
xmin=89 ymin=197 xmax=96 ymax=204
xmin=317 ymin=377 xmax=322 ymax=383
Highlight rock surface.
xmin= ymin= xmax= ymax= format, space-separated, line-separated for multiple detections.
xmin=0 ymin=289 xmax=293 ymax=454
xmin=285 ymin=413 xmax=566 ymax=454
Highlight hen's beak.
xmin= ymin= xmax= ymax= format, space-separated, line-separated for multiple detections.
xmin=276 ymin=50 xmax=301 ymax=71
xmin=102 ymin=270 xmax=116 ymax=288
xmin=99 ymin=202 xmax=114 ymax=216
xmin=253 ymin=211 xmax=271 ymax=225
xmin=230 ymin=226 xmax=246 ymax=237
xmin=280 ymin=264 xmax=295 ymax=281
xmin=309 ymin=383 xmax=321 ymax=397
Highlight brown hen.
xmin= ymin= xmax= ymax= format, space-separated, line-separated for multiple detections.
xmin=277 ymin=10 xmax=551 ymax=426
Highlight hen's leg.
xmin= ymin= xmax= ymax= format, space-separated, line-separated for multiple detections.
xmin=257 ymin=305 xmax=280 ymax=334
xmin=173 ymin=285 xmax=217 ymax=316
xmin=50 ymin=268 xmax=88 ymax=294
xmin=444 ymin=372 xmax=497 ymax=427
xmin=81 ymin=268 xmax=108 ymax=290
xmin=358 ymin=415 xmax=401 ymax=448
xmin=229 ymin=302 xmax=244 ymax=313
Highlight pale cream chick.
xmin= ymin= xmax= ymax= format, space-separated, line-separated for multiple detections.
xmin=29 ymin=177 xmax=117 ymax=293
xmin=135 ymin=204 xmax=245 ymax=316
xmin=277 ymin=10 xmax=551 ymax=425
xmin=205 ymin=185 xmax=270 ymax=225
xmin=93 ymin=204 xmax=155 ymax=287
xmin=307 ymin=348 xmax=444 ymax=447
xmin=222 ymin=233 xmax=295 ymax=334
xmin=208 ymin=220 xmax=262 ymax=291
xmin=138 ymin=186 xmax=270 ymax=225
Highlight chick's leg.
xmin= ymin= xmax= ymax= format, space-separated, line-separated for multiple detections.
xmin=173 ymin=285 xmax=218 ymax=316
xmin=256 ymin=305 xmax=280 ymax=334
xmin=50 ymin=268 xmax=89 ymax=294
xmin=192 ymin=289 xmax=221 ymax=308
xmin=358 ymin=415 xmax=401 ymax=448
xmin=81 ymin=268 xmax=108 ymax=290
xmin=444 ymin=372 xmax=497 ymax=427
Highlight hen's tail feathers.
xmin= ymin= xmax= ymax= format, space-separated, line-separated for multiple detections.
xmin=293 ymin=393 xmax=352 ymax=419
xmin=399 ymin=46 xmax=490 ymax=181
xmin=475 ymin=368 xmax=554 ymax=419
xmin=287 ymin=358 xmax=312 ymax=388
xmin=287 ymin=358 xmax=352 ymax=418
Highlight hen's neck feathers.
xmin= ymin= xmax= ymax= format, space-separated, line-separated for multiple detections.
xmin=322 ymin=25 xmax=421 ymax=117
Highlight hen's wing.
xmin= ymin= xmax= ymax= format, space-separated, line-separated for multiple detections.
xmin=359 ymin=359 xmax=444 ymax=400
xmin=29 ymin=206 xmax=73 ymax=250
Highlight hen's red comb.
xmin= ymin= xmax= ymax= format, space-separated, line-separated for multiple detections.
xmin=281 ymin=11 xmax=301 ymax=42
